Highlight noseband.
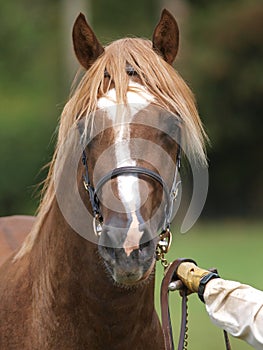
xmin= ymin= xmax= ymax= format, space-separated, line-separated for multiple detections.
xmin=81 ymin=145 xmax=181 ymax=238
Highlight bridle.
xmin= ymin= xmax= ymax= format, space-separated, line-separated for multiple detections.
xmin=81 ymin=65 xmax=181 ymax=244
xmin=80 ymin=66 xmax=231 ymax=350
xmin=81 ymin=145 xmax=181 ymax=243
xmin=82 ymin=144 xmax=231 ymax=350
xmin=80 ymin=67 xmax=230 ymax=350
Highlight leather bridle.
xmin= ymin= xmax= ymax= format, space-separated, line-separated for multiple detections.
xmin=80 ymin=66 xmax=231 ymax=350
xmin=80 ymin=66 xmax=182 ymax=259
xmin=81 ymin=64 xmax=181 ymax=238
xmin=81 ymin=145 xmax=181 ymax=237
xmin=82 ymin=63 xmax=181 ymax=234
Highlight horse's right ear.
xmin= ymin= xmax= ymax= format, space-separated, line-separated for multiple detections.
xmin=72 ymin=13 xmax=104 ymax=70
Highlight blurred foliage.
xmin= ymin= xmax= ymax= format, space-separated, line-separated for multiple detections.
xmin=92 ymin=0 xmax=158 ymax=41
xmin=0 ymin=1 xmax=61 ymax=214
xmin=0 ymin=0 xmax=262 ymax=218
xmin=181 ymin=0 xmax=263 ymax=217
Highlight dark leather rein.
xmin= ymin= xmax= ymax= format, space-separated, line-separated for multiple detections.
xmin=161 ymin=259 xmax=232 ymax=350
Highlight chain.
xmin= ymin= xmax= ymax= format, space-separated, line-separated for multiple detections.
xmin=176 ymin=287 xmax=189 ymax=350
xmin=156 ymin=228 xmax=172 ymax=270
xmin=183 ymin=294 xmax=189 ymax=350
xmin=159 ymin=252 xmax=170 ymax=269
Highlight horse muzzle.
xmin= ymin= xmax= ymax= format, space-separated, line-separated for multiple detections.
xmin=98 ymin=226 xmax=157 ymax=285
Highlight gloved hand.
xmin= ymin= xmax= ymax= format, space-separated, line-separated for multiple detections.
xmin=176 ymin=261 xmax=220 ymax=301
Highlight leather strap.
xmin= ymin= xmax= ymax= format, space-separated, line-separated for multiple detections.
xmin=94 ymin=166 xmax=170 ymax=206
xmin=161 ymin=258 xmax=197 ymax=350
xmin=161 ymin=259 xmax=232 ymax=350
xmin=82 ymin=148 xmax=181 ymax=231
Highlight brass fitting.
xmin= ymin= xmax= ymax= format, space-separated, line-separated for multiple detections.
xmin=177 ymin=262 xmax=210 ymax=292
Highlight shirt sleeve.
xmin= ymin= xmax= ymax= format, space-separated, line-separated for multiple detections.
xmin=204 ymin=278 xmax=263 ymax=350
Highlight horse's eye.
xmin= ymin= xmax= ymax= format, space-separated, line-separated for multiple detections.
xmin=126 ymin=66 xmax=138 ymax=76
xmin=104 ymin=70 xmax=111 ymax=78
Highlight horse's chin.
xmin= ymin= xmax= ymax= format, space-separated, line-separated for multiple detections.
xmin=111 ymin=259 xmax=156 ymax=287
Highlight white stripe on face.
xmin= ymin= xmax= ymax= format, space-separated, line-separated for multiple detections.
xmin=97 ymin=81 xmax=155 ymax=255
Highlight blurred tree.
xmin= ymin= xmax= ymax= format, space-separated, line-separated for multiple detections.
xmin=0 ymin=1 xmax=60 ymax=215
xmin=182 ymin=0 xmax=263 ymax=217
xmin=92 ymin=0 xmax=158 ymax=42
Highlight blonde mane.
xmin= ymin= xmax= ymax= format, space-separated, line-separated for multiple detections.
xmin=15 ymin=38 xmax=207 ymax=260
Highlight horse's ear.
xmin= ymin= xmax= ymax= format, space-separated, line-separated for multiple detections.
xmin=152 ymin=9 xmax=179 ymax=65
xmin=72 ymin=13 xmax=104 ymax=70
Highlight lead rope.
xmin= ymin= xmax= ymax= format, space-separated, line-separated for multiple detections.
xmin=160 ymin=258 xmax=232 ymax=350
xmin=178 ymin=290 xmax=231 ymax=350
xmin=160 ymin=259 xmax=193 ymax=350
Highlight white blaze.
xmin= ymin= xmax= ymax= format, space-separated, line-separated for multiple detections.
xmin=98 ymin=82 xmax=154 ymax=255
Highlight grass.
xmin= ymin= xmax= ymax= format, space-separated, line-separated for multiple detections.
xmin=155 ymin=221 xmax=263 ymax=350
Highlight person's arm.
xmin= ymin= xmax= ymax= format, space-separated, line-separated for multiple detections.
xmin=177 ymin=262 xmax=263 ymax=350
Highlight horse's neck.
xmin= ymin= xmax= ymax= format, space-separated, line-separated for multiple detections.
xmin=30 ymin=200 xmax=157 ymax=344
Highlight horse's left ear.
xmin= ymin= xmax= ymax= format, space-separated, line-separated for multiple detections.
xmin=72 ymin=13 xmax=104 ymax=70
xmin=152 ymin=9 xmax=179 ymax=65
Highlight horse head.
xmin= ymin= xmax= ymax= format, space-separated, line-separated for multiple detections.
xmin=70 ymin=10 xmax=204 ymax=286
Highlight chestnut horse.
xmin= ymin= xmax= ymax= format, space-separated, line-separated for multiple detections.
xmin=0 ymin=10 xmax=207 ymax=349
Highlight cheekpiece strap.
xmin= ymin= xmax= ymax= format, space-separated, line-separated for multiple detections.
xmin=82 ymin=150 xmax=102 ymax=220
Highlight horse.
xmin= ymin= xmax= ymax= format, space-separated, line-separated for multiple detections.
xmin=0 ymin=9 xmax=207 ymax=349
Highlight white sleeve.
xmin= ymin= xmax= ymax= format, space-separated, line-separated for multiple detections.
xmin=204 ymin=278 xmax=263 ymax=350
